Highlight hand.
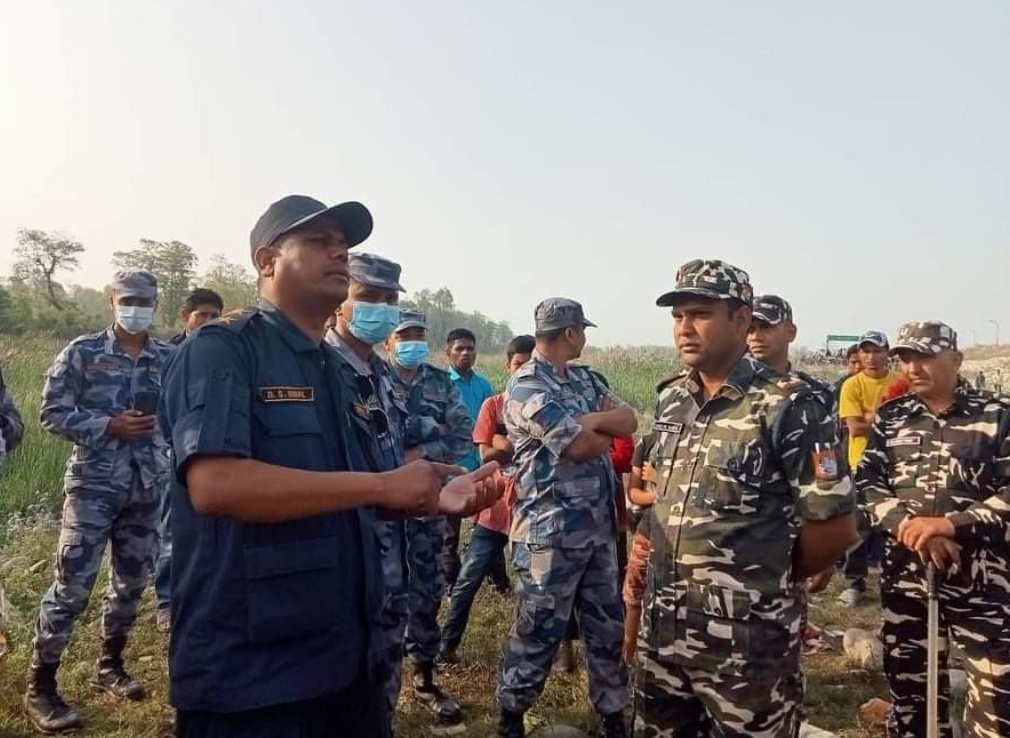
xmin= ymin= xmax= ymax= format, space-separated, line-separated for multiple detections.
xmin=380 ymin=460 xmax=466 ymax=515
xmin=438 ymin=462 xmax=504 ymax=517
xmin=805 ymin=567 xmax=835 ymax=593
xmin=627 ymin=486 xmax=656 ymax=508
xmin=405 ymin=447 xmax=424 ymax=463
xmin=920 ymin=537 xmax=962 ymax=572
xmin=642 ymin=462 xmax=658 ymax=485
xmin=897 ymin=516 xmax=956 ymax=552
xmin=107 ymin=410 xmax=156 ymax=440
xmin=623 ymin=605 xmax=642 ymax=664
xmin=863 ymin=411 xmax=876 ymax=424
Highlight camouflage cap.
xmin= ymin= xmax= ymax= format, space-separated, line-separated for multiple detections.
xmin=890 ymin=321 xmax=958 ymax=355
xmin=111 ymin=269 xmax=158 ymax=299
xmin=348 ymin=253 xmax=405 ymax=292
xmin=858 ymin=330 xmax=889 ymax=349
xmin=534 ymin=298 xmax=597 ymax=332
xmin=656 ymin=259 xmax=754 ymax=308
xmin=752 ymin=294 xmax=793 ymax=325
xmin=394 ymin=308 xmax=427 ymax=333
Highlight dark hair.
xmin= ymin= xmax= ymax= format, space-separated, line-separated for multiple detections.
xmin=535 ymin=327 xmax=567 ymax=342
xmin=506 ymin=334 xmax=535 ymax=359
xmin=845 ymin=344 xmax=859 ymax=359
xmin=183 ymin=288 xmax=224 ymax=313
xmin=446 ymin=328 xmax=476 ymax=346
xmin=725 ymin=298 xmax=749 ymax=316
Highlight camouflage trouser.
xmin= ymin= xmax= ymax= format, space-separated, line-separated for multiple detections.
xmin=404 ymin=516 xmax=446 ymax=666
xmin=497 ymin=541 xmax=628 ymax=715
xmin=632 ymin=651 xmax=803 ymax=738
xmin=32 ymin=471 xmax=161 ymax=666
xmin=881 ymin=587 xmax=1010 ymax=738
xmin=375 ymin=519 xmax=409 ymax=712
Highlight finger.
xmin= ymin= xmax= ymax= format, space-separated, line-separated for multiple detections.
xmin=426 ymin=462 xmax=470 ymax=478
xmin=466 ymin=461 xmax=502 ymax=482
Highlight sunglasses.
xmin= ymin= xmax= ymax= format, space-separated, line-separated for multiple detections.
xmin=354 ymin=374 xmax=390 ymax=437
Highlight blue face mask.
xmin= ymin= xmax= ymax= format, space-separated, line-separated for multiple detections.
xmin=394 ymin=340 xmax=430 ymax=368
xmin=348 ymin=302 xmax=399 ymax=345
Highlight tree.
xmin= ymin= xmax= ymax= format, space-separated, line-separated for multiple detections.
xmin=12 ymin=228 xmax=85 ymax=311
xmin=112 ymin=240 xmax=197 ymax=326
xmin=199 ymin=254 xmax=258 ymax=312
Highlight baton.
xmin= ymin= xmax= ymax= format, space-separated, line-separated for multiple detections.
xmin=926 ymin=563 xmax=939 ymax=738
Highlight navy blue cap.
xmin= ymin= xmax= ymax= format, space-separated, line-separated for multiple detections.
xmin=112 ymin=269 xmax=158 ymax=299
xmin=859 ymin=330 xmax=889 ymax=349
xmin=395 ymin=309 xmax=427 ymax=333
xmin=250 ymin=195 xmax=373 ymax=254
xmin=535 ymin=298 xmax=596 ymax=332
xmin=348 ymin=253 xmax=404 ymax=292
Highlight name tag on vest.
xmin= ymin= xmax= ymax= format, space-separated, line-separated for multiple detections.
xmin=260 ymin=386 xmax=315 ymax=403
xmin=886 ymin=437 xmax=921 ymax=448
xmin=653 ymin=421 xmax=683 ymax=434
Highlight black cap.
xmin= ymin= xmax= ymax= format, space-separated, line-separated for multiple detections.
xmin=250 ymin=195 xmax=373 ymax=255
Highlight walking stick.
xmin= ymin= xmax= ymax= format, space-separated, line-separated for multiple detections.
xmin=926 ymin=563 xmax=939 ymax=738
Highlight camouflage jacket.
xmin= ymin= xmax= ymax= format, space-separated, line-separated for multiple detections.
xmin=41 ymin=327 xmax=173 ymax=490
xmin=388 ymin=361 xmax=472 ymax=466
xmin=504 ymin=351 xmax=624 ymax=548
xmin=0 ymin=364 xmax=25 ymax=470
xmin=856 ymin=381 xmax=1010 ymax=593
xmin=641 ymin=354 xmax=853 ymax=677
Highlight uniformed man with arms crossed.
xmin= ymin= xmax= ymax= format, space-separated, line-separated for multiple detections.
xmin=386 ymin=308 xmax=473 ymax=726
xmin=25 ymin=270 xmax=172 ymax=733
xmin=634 ymin=259 xmax=857 ymax=738
xmin=856 ymin=321 xmax=1010 ymax=738
xmin=159 ymin=195 xmax=501 ymax=738
xmin=496 ymin=297 xmax=636 ymax=738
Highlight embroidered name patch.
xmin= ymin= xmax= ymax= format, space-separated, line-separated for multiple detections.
xmin=886 ymin=437 xmax=921 ymax=448
xmin=653 ymin=421 xmax=683 ymax=434
xmin=260 ymin=386 xmax=314 ymax=403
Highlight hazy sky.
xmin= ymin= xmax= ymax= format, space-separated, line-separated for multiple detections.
xmin=2 ymin=1 xmax=1007 ymax=347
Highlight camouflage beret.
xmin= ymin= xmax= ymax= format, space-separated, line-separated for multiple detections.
xmin=752 ymin=294 xmax=793 ymax=325
xmin=890 ymin=321 xmax=958 ymax=355
xmin=111 ymin=269 xmax=158 ymax=299
xmin=348 ymin=253 xmax=405 ymax=292
xmin=656 ymin=259 xmax=753 ymax=308
xmin=535 ymin=298 xmax=597 ymax=332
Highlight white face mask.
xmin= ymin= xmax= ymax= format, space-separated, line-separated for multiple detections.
xmin=115 ymin=305 xmax=154 ymax=335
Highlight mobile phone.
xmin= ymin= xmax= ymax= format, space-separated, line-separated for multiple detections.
xmin=132 ymin=390 xmax=160 ymax=416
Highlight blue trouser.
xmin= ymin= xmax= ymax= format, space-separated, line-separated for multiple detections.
xmin=441 ymin=525 xmax=508 ymax=651
xmin=404 ymin=516 xmax=446 ymax=666
xmin=154 ymin=476 xmax=172 ymax=612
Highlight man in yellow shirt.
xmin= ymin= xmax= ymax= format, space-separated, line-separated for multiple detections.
xmin=837 ymin=330 xmax=902 ymax=606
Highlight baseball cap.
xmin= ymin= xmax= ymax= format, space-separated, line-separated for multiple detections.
xmin=890 ymin=321 xmax=958 ymax=355
xmin=656 ymin=259 xmax=754 ymax=308
xmin=250 ymin=195 xmax=373 ymax=254
xmin=534 ymin=298 xmax=597 ymax=332
xmin=395 ymin=309 xmax=427 ymax=333
xmin=858 ymin=330 xmax=889 ymax=349
xmin=348 ymin=253 xmax=404 ymax=292
xmin=752 ymin=295 xmax=793 ymax=325
xmin=111 ymin=269 xmax=158 ymax=299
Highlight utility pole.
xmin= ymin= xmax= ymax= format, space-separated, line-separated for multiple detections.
xmin=990 ymin=320 xmax=1000 ymax=346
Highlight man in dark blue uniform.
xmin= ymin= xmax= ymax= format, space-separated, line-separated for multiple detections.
xmin=160 ymin=194 xmax=503 ymax=738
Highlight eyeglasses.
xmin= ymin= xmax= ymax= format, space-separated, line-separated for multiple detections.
xmin=354 ymin=374 xmax=390 ymax=436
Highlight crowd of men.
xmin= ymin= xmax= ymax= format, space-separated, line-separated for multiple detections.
xmin=0 ymin=194 xmax=1007 ymax=738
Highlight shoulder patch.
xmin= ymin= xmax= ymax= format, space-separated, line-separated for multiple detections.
xmin=877 ymin=394 xmax=914 ymax=418
xmin=211 ymin=308 xmax=259 ymax=333
xmin=656 ymin=370 xmax=687 ymax=392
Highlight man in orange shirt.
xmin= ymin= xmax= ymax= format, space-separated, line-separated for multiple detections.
xmin=438 ymin=335 xmax=535 ymax=664
xmin=837 ymin=330 xmax=902 ymax=606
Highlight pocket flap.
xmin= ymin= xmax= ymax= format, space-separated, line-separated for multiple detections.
xmin=244 ymin=537 xmax=340 ymax=579
xmin=685 ymin=582 xmax=753 ymax=620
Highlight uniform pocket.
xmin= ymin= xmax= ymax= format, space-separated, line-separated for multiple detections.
xmin=243 ymin=537 xmax=345 ymax=643
xmin=66 ymin=448 xmax=114 ymax=484
xmin=55 ymin=530 xmax=85 ymax=584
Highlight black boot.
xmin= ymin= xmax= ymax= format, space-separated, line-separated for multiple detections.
xmin=599 ymin=711 xmax=628 ymax=738
xmin=24 ymin=662 xmax=83 ymax=733
xmin=412 ymin=662 xmax=463 ymax=726
xmin=496 ymin=708 xmax=525 ymax=738
xmin=91 ymin=635 xmax=146 ymax=701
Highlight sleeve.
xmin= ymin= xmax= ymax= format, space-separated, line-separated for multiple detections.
xmin=588 ymin=370 xmax=632 ymax=412
xmin=945 ymin=410 xmax=1010 ymax=542
xmin=504 ymin=376 xmax=582 ymax=459
xmin=39 ymin=344 xmax=111 ymax=447
xmin=777 ymin=392 xmax=856 ymax=521
xmin=855 ymin=419 xmax=910 ymax=537
xmin=161 ymin=328 xmax=253 ymax=485
xmin=0 ymin=368 xmax=25 ymax=454
xmin=838 ymin=377 xmax=862 ymax=420
xmin=610 ymin=435 xmax=635 ymax=474
xmin=415 ymin=378 xmax=473 ymax=464
xmin=472 ymin=396 xmax=499 ymax=446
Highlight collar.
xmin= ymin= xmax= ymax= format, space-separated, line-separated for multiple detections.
xmin=684 ymin=352 xmax=757 ymax=402
xmin=530 ymin=350 xmax=569 ymax=383
xmin=449 ymin=366 xmax=481 ymax=383
xmin=104 ymin=325 xmax=159 ymax=360
xmin=905 ymin=378 xmax=977 ymax=419
xmin=257 ymin=299 xmax=324 ymax=354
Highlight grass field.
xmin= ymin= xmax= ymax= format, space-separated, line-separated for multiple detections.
xmin=0 ymin=334 xmax=894 ymax=737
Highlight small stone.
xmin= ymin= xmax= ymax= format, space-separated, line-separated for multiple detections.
xmin=844 ymin=628 xmax=884 ymax=670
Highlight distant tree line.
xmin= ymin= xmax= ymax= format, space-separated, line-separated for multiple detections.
xmin=0 ymin=229 xmax=513 ymax=347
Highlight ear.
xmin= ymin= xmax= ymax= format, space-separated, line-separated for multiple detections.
xmin=253 ymin=245 xmax=277 ymax=278
xmin=735 ymin=306 xmax=753 ymax=333
xmin=337 ymin=301 xmax=351 ymax=322
xmin=786 ymin=322 xmax=798 ymax=342
xmin=951 ymin=351 xmax=964 ymax=372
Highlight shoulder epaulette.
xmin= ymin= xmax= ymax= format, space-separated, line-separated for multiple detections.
xmin=656 ymin=370 xmax=687 ymax=393
xmin=876 ymin=393 xmax=914 ymax=418
xmin=422 ymin=363 xmax=449 ymax=378
xmin=69 ymin=329 xmax=108 ymax=347
xmin=207 ymin=307 xmax=260 ymax=334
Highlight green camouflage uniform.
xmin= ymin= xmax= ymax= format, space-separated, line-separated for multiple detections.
xmin=856 ymin=321 xmax=1010 ymax=738
xmin=634 ymin=261 xmax=854 ymax=738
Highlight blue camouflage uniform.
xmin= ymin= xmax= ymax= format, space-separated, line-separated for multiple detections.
xmin=0 ymin=363 xmax=26 ymax=474
xmin=388 ymin=315 xmax=473 ymax=669
xmin=32 ymin=280 xmax=172 ymax=668
xmin=326 ymin=252 xmax=410 ymax=714
xmin=496 ymin=299 xmax=629 ymax=721
xmin=161 ymin=300 xmax=389 ymax=735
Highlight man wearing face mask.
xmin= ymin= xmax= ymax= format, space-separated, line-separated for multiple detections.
xmin=386 ymin=310 xmax=473 ymax=728
xmin=324 ymin=252 xmax=411 ymax=719
xmin=25 ymin=270 xmax=173 ymax=733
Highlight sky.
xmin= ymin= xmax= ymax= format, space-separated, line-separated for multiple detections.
xmin=1 ymin=1 xmax=1008 ymax=348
